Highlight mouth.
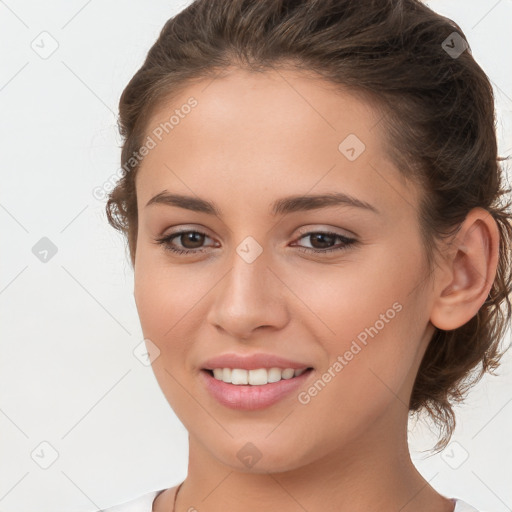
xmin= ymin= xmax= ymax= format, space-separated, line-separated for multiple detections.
xmin=200 ymin=366 xmax=315 ymax=410
xmin=201 ymin=367 xmax=314 ymax=386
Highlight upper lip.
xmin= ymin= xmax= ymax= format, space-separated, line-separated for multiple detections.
xmin=201 ymin=352 xmax=313 ymax=371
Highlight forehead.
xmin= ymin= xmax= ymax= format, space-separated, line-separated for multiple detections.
xmin=135 ymin=67 xmax=419 ymax=218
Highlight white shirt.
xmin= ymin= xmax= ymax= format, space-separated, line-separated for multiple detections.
xmin=97 ymin=489 xmax=486 ymax=512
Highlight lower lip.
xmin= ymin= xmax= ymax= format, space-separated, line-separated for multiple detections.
xmin=200 ymin=368 xmax=314 ymax=410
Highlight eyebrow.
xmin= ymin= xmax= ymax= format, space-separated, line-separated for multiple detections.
xmin=145 ymin=191 xmax=379 ymax=216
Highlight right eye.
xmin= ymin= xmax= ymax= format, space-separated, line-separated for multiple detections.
xmin=154 ymin=230 xmax=217 ymax=255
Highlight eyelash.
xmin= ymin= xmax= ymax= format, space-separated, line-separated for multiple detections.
xmin=153 ymin=229 xmax=357 ymax=256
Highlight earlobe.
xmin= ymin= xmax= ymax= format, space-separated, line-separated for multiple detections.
xmin=429 ymin=207 xmax=499 ymax=331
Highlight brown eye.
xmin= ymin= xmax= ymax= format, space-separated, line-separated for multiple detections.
xmin=292 ymin=231 xmax=357 ymax=254
xmin=178 ymin=231 xmax=206 ymax=249
xmin=154 ymin=230 xmax=214 ymax=255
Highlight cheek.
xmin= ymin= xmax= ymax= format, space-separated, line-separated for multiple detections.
xmin=293 ymin=251 xmax=404 ymax=340
xmin=133 ymin=258 xmax=199 ymax=411
xmin=296 ymin=244 xmax=424 ymax=396
xmin=133 ymin=253 xmax=214 ymax=381
xmin=133 ymin=268 xmax=169 ymax=338
xmin=133 ymin=248 xmax=201 ymax=337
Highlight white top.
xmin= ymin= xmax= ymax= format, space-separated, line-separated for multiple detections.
xmin=97 ymin=488 xmax=486 ymax=512
xmin=98 ymin=489 xmax=164 ymax=512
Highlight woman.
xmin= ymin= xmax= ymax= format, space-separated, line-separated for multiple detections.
xmin=101 ymin=0 xmax=512 ymax=510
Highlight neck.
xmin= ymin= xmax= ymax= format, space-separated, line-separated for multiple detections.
xmin=172 ymin=402 xmax=453 ymax=512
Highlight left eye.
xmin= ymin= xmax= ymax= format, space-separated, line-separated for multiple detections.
xmin=154 ymin=230 xmax=357 ymax=256
xmin=292 ymin=231 xmax=357 ymax=254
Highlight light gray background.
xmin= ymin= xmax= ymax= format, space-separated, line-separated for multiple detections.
xmin=0 ymin=1 xmax=511 ymax=511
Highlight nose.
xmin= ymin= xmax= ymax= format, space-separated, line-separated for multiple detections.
xmin=206 ymin=246 xmax=290 ymax=340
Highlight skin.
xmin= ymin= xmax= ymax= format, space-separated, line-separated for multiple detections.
xmin=131 ymin=67 xmax=499 ymax=512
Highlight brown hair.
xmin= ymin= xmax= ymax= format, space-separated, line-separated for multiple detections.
xmin=106 ymin=0 xmax=512 ymax=453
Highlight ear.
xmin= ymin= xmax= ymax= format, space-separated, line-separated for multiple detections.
xmin=429 ymin=207 xmax=500 ymax=331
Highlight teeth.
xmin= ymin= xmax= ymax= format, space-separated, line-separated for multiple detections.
xmin=211 ymin=367 xmax=308 ymax=385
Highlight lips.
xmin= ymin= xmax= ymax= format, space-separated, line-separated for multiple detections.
xmin=201 ymin=366 xmax=314 ymax=410
xmin=200 ymin=352 xmax=314 ymax=371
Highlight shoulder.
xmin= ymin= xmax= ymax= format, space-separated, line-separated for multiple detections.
xmin=96 ymin=484 xmax=179 ymax=512
xmin=453 ymin=497 xmax=487 ymax=512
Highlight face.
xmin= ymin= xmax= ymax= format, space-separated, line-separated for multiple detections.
xmin=133 ymin=67 xmax=437 ymax=472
